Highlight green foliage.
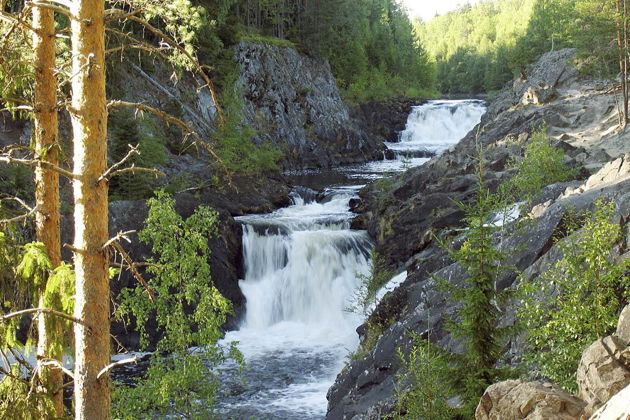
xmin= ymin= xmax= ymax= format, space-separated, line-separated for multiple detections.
xmin=394 ymin=334 xmax=458 ymax=420
xmin=234 ymin=0 xmax=436 ymax=102
xmin=0 ymin=165 xmax=34 ymax=202
xmin=17 ymin=242 xmax=52 ymax=294
xmin=43 ymin=263 xmax=76 ymax=356
xmin=500 ymin=124 xmax=574 ymax=203
xmin=518 ymin=200 xmax=630 ymax=392
xmin=438 ymin=150 xmax=515 ymax=415
xmin=213 ymin=82 xmax=283 ymax=175
xmin=108 ymin=109 xmax=168 ymax=201
xmin=240 ymin=33 xmax=296 ymax=48
xmin=114 ymin=191 xmax=241 ymax=418
xmin=357 ymin=250 xmax=394 ymax=309
xmin=0 ymin=372 xmax=56 ymax=420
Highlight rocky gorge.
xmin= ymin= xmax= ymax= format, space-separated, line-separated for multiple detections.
xmin=326 ymin=48 xmax=630 ymax=419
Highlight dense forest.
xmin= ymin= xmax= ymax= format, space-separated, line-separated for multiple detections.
xmin=416 ymin=0 xmax=627 ymax=95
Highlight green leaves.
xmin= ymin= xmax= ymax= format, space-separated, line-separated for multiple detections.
xmin=518 ymin=200 xmax=630 ymax=392
xmin=114 ymin=191 xmax=240 ymax=418
xmin=500 ymin=124 xmax=575 ymax=203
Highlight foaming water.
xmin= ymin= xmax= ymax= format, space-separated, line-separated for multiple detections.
xmin=217 ymin=188 xmax=371 ymax=419
xmin=216 ymin=99 xmax=487 ymax=419
xmin=396 ymin=99 xmax=486 ymax=154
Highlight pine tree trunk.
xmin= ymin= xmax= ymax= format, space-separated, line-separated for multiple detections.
xmin=32 ymin=5 xmax=63 ymax=416
xmin=69 ymin=0 xmax=110 ymax=417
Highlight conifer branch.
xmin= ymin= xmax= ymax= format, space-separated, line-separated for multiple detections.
xmin=0 ymin=149 xmax=76 ymax=179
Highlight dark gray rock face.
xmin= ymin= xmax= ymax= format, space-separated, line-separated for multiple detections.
xmin=234 ymin=42 xmax=386 ymax=169
xmin=327 ymin=49 xmax=630 ymax=419
xmin=353 ymin=98 xmax=428 ymax=143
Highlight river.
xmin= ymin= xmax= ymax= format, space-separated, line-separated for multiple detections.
xmin=215 ymin=99 xmax=486 ymax=419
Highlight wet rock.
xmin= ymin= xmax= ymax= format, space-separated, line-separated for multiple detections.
xmin=475 ymin=380 xmax=586 ymax=420
xmin=354 ymin=98 xmax=428 ymax=143
xmin=577 ymin=335 xmax=630 ymax=417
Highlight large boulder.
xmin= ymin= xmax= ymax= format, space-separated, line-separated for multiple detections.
xmin=475 ymin=380 xmax=586 ymax=420
xmin=589 ymin=383 xmax=630 ymax=419
xmin=617 ymin=305 xmax=630 ymax=343
xmin=577 ymin=335 xmax=630 ymax=417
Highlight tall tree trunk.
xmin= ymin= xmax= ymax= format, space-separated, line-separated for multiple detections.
xmin=69 ymin=0 xmax=110 ymax=417
xmin=32 ymin=5 xmax=63 ymax=416
xmin=617 ymin=0 xmax=629 ymax=128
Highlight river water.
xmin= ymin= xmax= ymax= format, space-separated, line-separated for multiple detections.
xmin=215 ymin=99 xmax=486 ymax=419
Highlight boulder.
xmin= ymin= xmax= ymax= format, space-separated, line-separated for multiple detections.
xmin=577 ymin=335 xmax=630 ymax=417
xmin=475 ymin=380 xmax=586 ymax=420
xmin=589 ymin=383 xmax=630 ymax=419
xmin=617 ymin=305 xmax=630 ymax=343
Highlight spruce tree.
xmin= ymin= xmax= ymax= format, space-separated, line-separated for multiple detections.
xmin=440 ymin=147 xmax=513 ymax=414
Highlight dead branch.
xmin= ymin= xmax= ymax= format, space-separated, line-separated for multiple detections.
xmin=99 ymin=144 xmax=164 ymax=182
xmin=107 ymin=100 xmax=229 ymax=175
xmin=0 ymin=308 xmax=91 ymax=331
xmin=0 ymin=203 xmax=39 ymax=224
xmin=97 ymin=355 xmax=140 ymax=380
xmin=0 ymin=10 xmax=36 ymax=32
xmin=99 ymin=143 xmax=139 ymax=181
xmin=29 ymin=1 xmax=73 ymax=18
xmin=102 ymin=230 xmax=136 ymax=250
xmin=106 ymin=164 xmax=164 ymax=180
xmin=104 ymin=12 xmax=225 ymax=126
xmin=37 ymin=358 xmax=74 ymax=379
xmin=0 ymin=150 xmax=76 ymax=180
xmin=110 ymin=241 xmax=156 ymax=302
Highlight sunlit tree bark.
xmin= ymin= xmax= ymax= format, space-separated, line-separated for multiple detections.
xmin=69 ymin=0 xmax=110 ymax=417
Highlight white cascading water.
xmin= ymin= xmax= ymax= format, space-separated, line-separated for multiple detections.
xmin=340 ymin=99 xmax=486 ymax=179
xmin=216 ymin=99 xmax=487 ymax=419
xmin=218 ymin=190 xmax=371 ymax=419
xmin=389 ymin=99 xmax=486 ymax=155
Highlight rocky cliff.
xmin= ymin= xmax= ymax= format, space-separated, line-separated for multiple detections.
xmin=327 ymin=49 xmax=630 ymax=419
xmin=235 ymin=41 xmax=385 ymax=169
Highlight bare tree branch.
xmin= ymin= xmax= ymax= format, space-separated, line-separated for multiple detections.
xmin=96 ymin=355 xmax=140 ymax=380
xmin=102 ymin=230 xmax=136 ymax=250
xmin=0 ymin=203 xmax=39 ymax=224
xmin=109 ymin=241 xmax=156 ymax=302
xmin=0 ymin=149 xmax=76 ymax=180
xmin=107 ymin=100 xmax=230 ymax=178
xmin=37 ymin=358 xmax=74 ymax=379
xmin=103 ymin=11 xmax=225 ymax=126
xmin=0 ymin=308 xmax=91 ymax=331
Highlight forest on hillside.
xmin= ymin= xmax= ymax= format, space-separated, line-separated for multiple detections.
xmin=416 ymin=0 xmax=628 ymax=95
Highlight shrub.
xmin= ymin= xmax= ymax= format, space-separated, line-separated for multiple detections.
xmin=500 ymin=124 xmax=574 ymax=203
xmin=518 ymin=200 xmax=630 ymax=392
xmin=394 ymin=333 xmax=458 ymax=420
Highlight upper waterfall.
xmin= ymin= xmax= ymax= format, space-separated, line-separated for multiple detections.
xmin=392 ymin=99 xmax=486 ymax=154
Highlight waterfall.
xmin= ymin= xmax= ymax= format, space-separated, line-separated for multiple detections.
xmin=219 ymin=189 xmax=371 ymax=419
xmin=391 ymin=99 xmax=486 ymax=155
xmin=217 ymin=100 xmax=488 ymax=419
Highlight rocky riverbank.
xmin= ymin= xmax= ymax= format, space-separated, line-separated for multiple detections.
xmin=327 ymin=49 xmax=630 ymax=419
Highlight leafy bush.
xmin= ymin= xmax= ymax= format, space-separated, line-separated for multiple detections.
xmin=518 ymin=200 xmax=630 ymax=392
xmin=114 ymin=191 xmax=241 ymax=418
xmin=500 ymin=125 xmax=574 ymax=203
xmin=394 ymin=334 xmax=457 ymax=420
